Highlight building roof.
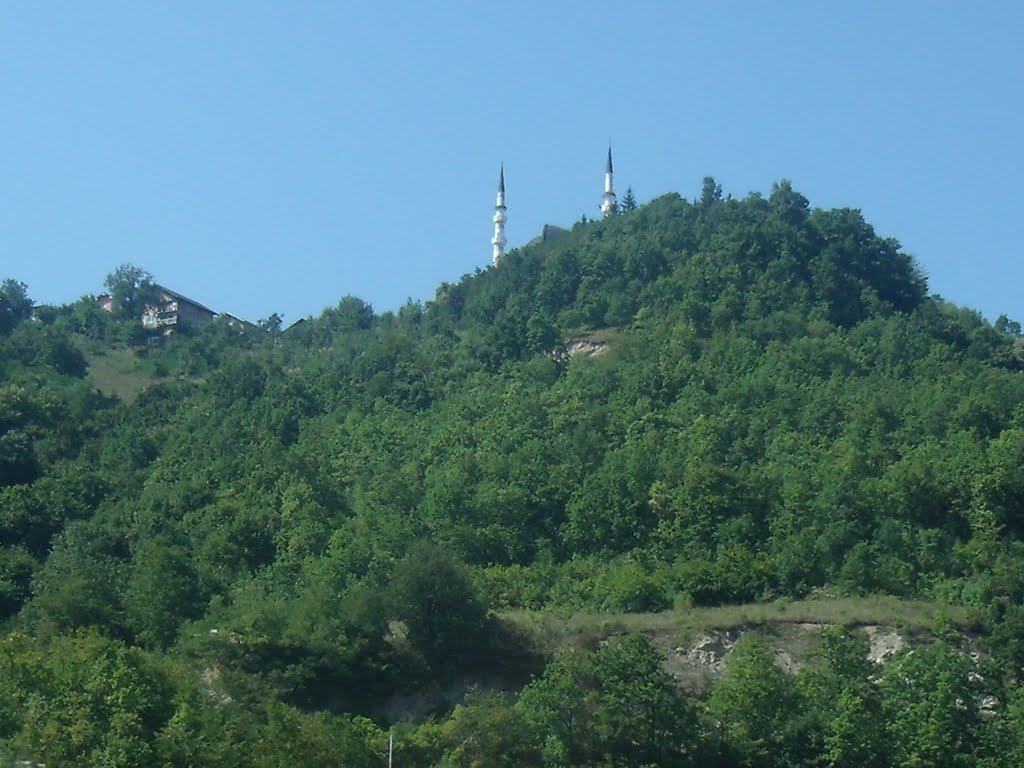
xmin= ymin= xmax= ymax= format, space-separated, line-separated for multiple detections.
xmin=526 ymin=223 xmax=569 ymax=248
xmin=219 ymin=312 xmax=257 ymax=329
xmin=155 ymin=284 xmax=216 ymax=315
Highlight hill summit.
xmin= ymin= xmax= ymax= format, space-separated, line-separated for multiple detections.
xmin=2 ymin=180 xmax=1024 ymax=766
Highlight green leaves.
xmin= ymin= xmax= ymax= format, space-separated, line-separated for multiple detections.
xmin=103 ymin=264 xmax=158 ymax=320
xmin=124 ymin=538 xmax=203 ymax=650
xmin=517 ymin=635 xmax=700 ymax=767
xmin=708 ymin=636 xmax=805 ymax=766
xmin=0 ymin=279 xmax=33 ymax=336
xmin=390 ymin=541 xmax=491 ymax=673
xmin=880 ymin=643 xmax=984 ymax=768
xmin=798 ymin=629 xmax=888 ymax=767
xmin=1 ymin=630 xmax=174 ymax=767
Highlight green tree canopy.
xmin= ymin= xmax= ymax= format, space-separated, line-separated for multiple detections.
xmin=390 ymin=540 xmax=491 ymax=672
xmin=0 ymin=279 xmax=33 ymax=335
xmin=103 ymin=264 xmax=158 ymax=319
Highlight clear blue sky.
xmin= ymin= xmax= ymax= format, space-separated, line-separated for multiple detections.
xmin=2 ymin=2 xmax=1022 ymax=325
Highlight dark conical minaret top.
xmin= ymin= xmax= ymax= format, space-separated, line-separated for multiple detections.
xmin=498 ymin=162 xmax=505 ymax=196
xmin=606 ymin=145 xmax=614 ymax=175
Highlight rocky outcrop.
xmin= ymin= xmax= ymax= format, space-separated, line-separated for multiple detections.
xmin=565 ymin=339 xmax=609 ymax=358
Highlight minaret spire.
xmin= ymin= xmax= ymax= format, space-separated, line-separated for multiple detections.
xmin=491 ymin=163 xmax=507 ymax=264
xmin=601 ymin=144 xmax=617 ymax=217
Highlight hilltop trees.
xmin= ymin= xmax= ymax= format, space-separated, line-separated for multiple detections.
xmin=700 ymin=175 xmax=723 ymax=207
xmin=2 ymin=184 xmax=1020 ymax=626
xmin=620 ymin=186 xmax=638 ymax=211
xmin=104 ymin=263 xmax=158 ymax=319
xmin=0 ymin=279 xmax=33 ymax=335
xmin=2 ymin=180 xmax=1024 ymax=765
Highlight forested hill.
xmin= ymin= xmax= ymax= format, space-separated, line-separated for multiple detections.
xmin=3 ymin=180 xmax=1024 ymax=766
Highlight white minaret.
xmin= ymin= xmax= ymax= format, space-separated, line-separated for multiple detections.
xmin=600 ymin=145 xmax=617 ymax=217
xmin=491 ymin=163 xmax=507 ymax=265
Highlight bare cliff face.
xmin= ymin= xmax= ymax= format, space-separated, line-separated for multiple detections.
xmin=564 ymin=338 xmax=609 ymax=358
xmin=664 ymin=624 xmax=896 ymax=682
xmin=653 ymin=622 xmax=982 ymax=696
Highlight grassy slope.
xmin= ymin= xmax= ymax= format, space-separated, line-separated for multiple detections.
xmin=83 ymin=344 xmax=162 ymax=403
xmin=505 ymin=596 xmax=977 ymax=655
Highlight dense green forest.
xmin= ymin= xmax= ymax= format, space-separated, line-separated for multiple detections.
xmin=3 ymin=181 xmax=1024 ymax=766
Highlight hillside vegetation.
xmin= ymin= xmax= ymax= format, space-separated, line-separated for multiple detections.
xmin=3 ymin=181 xmax=1024 ymax=766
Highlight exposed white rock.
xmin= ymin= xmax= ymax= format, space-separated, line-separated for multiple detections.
xmin=565 ymin=339 xmax=609 ymax=358
xmin=865 ymin=626 xmax=906 ymax=664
